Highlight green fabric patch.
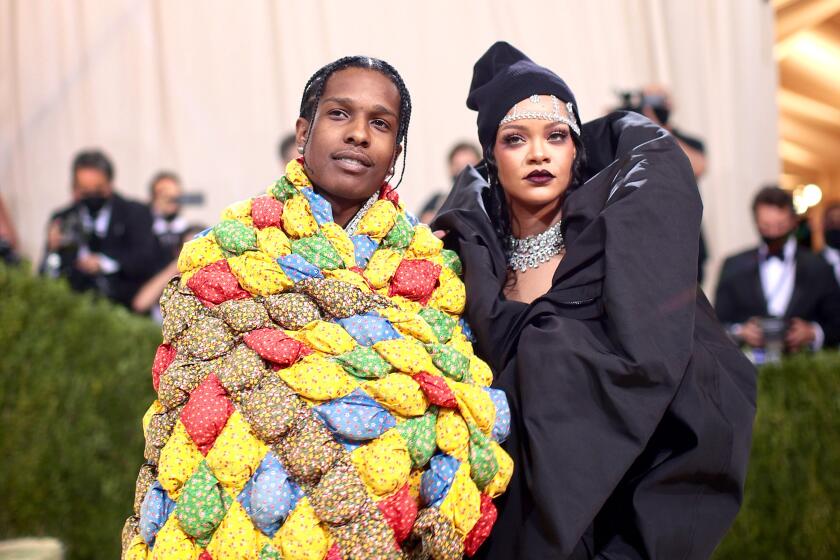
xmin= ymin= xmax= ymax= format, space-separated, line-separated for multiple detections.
xmin=269 ymin=176 xmax=298 ymax=201
xmin=396 ymin=406 xmax=438 ymax=468
xmin=175 ymin=460 xmax=233 ymax=547
xmin=382 ymin=214 xmax=414 ymax=250
xmin=418 ymin=307 xmax=456 ymax=343
xmin=440 ymin=249 xmax=463 ymax=276
xmin=213 ymin=219 xmax=257 ymax=255
xmin=467 ymin=421 xmax=499 ymax=490
xmin=259 ymin=543 xmax=283 ymax=560
xmin=291 ymin=232 xmax=345 ymax=271
xmin=426 ymin=343 xmax=469 ymax=382
xmin=334 ymin=346 xmax=393 ymax=379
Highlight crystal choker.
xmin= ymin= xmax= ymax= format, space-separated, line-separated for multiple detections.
xmin=505 ymin=221 xmax=565 ymax=272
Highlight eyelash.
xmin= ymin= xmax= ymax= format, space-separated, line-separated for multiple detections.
xmin=502 ymin=130 xmax=568 ymax=145
xmin=327 ymin=109 xmax=391 ymax=131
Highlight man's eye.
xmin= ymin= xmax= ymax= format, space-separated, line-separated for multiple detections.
xmin=328 ymin=109 xmax=348 ymax=118
xmin=372 ymin=119 xmax=390 ymax=130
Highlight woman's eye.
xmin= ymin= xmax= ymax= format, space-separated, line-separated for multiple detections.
xmin=503 ymin=134 xmax=525 ymax=145
xmin=549 ymin=130 xmax=568 ymax=141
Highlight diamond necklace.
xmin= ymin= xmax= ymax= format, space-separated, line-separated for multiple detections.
xmin=344 ymin=192 xmax=379 ymax=236
xmin=505 ymin=220 xmax=565 ymax=272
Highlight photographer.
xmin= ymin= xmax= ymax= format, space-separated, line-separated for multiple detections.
xmin=147 ymin=170 xmax=189 ymax=268
xmin=41 ymin=150 xmax=158 ymax=308
xmin=715 ymin=186 xmax=840 ymax=361
xmin=618 ymin=85 xmax=709 ymax=281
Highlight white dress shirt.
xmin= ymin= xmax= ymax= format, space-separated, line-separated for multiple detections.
xmin=758 ymin=237 xmax=823 ymax=350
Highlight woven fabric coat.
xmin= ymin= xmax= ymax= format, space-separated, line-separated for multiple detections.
xmin=122 ymin=159 xmax=513 ymax=560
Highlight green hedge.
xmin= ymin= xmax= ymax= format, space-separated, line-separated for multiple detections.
xmin=714 ymin=351 xmax=840 ymax=559
xmin=1 ymin=263 xmax=838 ymax=558
xmin=0 ymin=264 xmax=159 ymax=559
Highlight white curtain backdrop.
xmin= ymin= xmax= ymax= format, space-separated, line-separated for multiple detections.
xmin=0 ymin=0 xmax=779 ymax=293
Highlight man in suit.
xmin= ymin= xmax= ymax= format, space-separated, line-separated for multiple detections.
xmin=822 ymin=202 xmax=840 ymax=286
xmin=715 ymin=186 xmax=840 ymax=353
xmin=43 ymin=150 xmax=158 ymax=308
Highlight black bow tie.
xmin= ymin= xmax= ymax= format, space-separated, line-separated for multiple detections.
xmin=765 ymin=250 xmax=784 ymax=261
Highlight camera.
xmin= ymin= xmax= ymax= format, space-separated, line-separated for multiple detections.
xmin=615 ymin=90 xmax=670 ymax=126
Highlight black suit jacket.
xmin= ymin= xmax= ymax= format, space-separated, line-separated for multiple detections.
xmin=715 ymin=245 xmax=840 ymax=347
xmin=45 ymin=195 xmax=158 ymax=307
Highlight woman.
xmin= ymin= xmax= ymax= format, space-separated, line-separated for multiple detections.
xmin=124 ymin=55 xmax=513 ymax=560
xmin=434 ymin=42 xmax=757 ymax=559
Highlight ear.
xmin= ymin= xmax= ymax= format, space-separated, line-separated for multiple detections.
xmin=391 ymin=144 xmax=403 ymax=166
xmin=295 ymin=117 xmax=310 ymax=153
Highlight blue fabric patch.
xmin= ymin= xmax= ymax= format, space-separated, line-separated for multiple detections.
xmin=485 ymin=387 xmax=511 ymax=443
xmin=351 ymin=235 xmax=378 ymax=268
xmin=238 ymin=452 xmax=303 ymax=537
xmin=195 ymin=226 xmax=213 ymax=239
xmin=420 ymin=453 xmax=460 ymax=507
xmin=314 ymin=388 xmax=397 ymax=441
xmin=333 ymin=434 xmax=365 ymax=453
xmin=405 ymin=211 xmax=420 ymax=227
xmin=139 ymin=481 xmax=176 ymax=547
xmin=337 ymin=312 xmax=403 ymax=347
xmin=459 ymin=318 xmax=476 ymax=342
xmin=277 ymin=253 xmax=324 ymax=281
xmin=301 ymin=188 xmax=334 ymax=225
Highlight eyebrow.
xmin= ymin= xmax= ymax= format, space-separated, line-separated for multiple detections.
xmin=321 ymin=96 xmax=398 ymax=119
xmin=499 ymin=121 xmax=569 ymax=133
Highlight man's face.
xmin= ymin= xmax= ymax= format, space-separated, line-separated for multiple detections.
xmin=152 ymin=178 xmax=182 ymax=217
xmin=754 ymin=204 xmax=796 ymax=241
xmin=448 ymin=148 xmax=480 ymax=179
xmin=74 ymin=168 xmax=112 ymax=200
xmin=824 ymin=207 xmax=840 ymax=230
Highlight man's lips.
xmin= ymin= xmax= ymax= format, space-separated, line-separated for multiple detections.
xmin=332 ymin=149 xmax=373 ymax=169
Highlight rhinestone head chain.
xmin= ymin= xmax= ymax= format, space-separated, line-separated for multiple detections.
xmin=505 ymin=221 xmax=565 ymax=272
xmin=499 ymin=95 xmax=581 ymax=136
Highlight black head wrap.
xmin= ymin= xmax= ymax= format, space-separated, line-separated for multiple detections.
xmin=466 ymin=41 xmax=581 ymax=148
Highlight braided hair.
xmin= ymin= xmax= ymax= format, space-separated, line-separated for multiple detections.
xmin=482 ymin=132 xmax=587 ymax=245
xmin=299 ymin=56 xmax=412 ymax=188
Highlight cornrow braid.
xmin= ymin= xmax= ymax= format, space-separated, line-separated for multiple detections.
xmin=299 ymin=56 xmax=412 ymax=188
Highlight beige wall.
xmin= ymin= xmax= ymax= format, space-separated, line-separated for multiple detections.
xmin=0 ymin=0 xmax=779 ymax=293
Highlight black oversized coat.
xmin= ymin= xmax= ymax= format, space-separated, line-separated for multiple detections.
xmin=433 ymin=112 xmax=757 ymax=560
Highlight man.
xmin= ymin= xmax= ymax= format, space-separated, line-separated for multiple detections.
xmin=418 ymin=141 xmax=481 ymax=224
xmin=278 ymin=132 xmax=298 ymax=168
xmin=42 ymin=150 xmax=158 ymax=307
xmin=148 ymin=171 xmax=189 ymax=266
xmin=821 ymin=202 xmax=840 ymax=285
xmin=715 ymin=186 xmax=840 ymax=354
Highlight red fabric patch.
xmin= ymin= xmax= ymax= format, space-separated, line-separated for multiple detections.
xmin=187 ymin=260 xmax=249 ymax=307
xmin=464 ymin=493 xmax=498 ymax=557
xmin=388 ymin=259 xmax=441 ymax=304
xmin=244 ymin=328 xmax=310 ymax=367
xmin=379 ymin=183 xmax=400 ymax=206
xmin=376 ymin=484 xmax=418 ymax=544
xmin=325 ymin=543 xmax=343 ymax=560
xmin=198 ymin=552 xmax=213 ymax=560
xmin=251 ymin=195 xmax=284 ymax=229
xmin=413 ymin=372 xmax=458 ymax=408
xmin=151 ymin=343 xmax=177 ymax=392
xmin=179 ymin=373 xmax=234 ymax=455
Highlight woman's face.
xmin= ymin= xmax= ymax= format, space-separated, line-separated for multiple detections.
xmin=492 ymin=95 xmax=576 ymax=210
xmin=296 ymin=67 xmax=401 ymax=208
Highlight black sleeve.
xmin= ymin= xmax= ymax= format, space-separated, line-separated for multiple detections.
xmin=814 ymin=258 xmax=840 ymax=347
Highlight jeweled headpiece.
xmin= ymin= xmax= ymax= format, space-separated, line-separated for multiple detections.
xmin=499 ymin=94 xmax=581 ymax=136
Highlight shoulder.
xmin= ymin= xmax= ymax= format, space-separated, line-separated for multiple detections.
xmin=112 ymin=195 xmax=151 ymax=217
xmin=720 ymin=248 xmax=758 ymax=275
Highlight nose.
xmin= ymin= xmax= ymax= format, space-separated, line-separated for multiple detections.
xmin=527 ymin=139 xmax=551 ymax=164
xmin=345 ymin=117 xmax=370 ymax=148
